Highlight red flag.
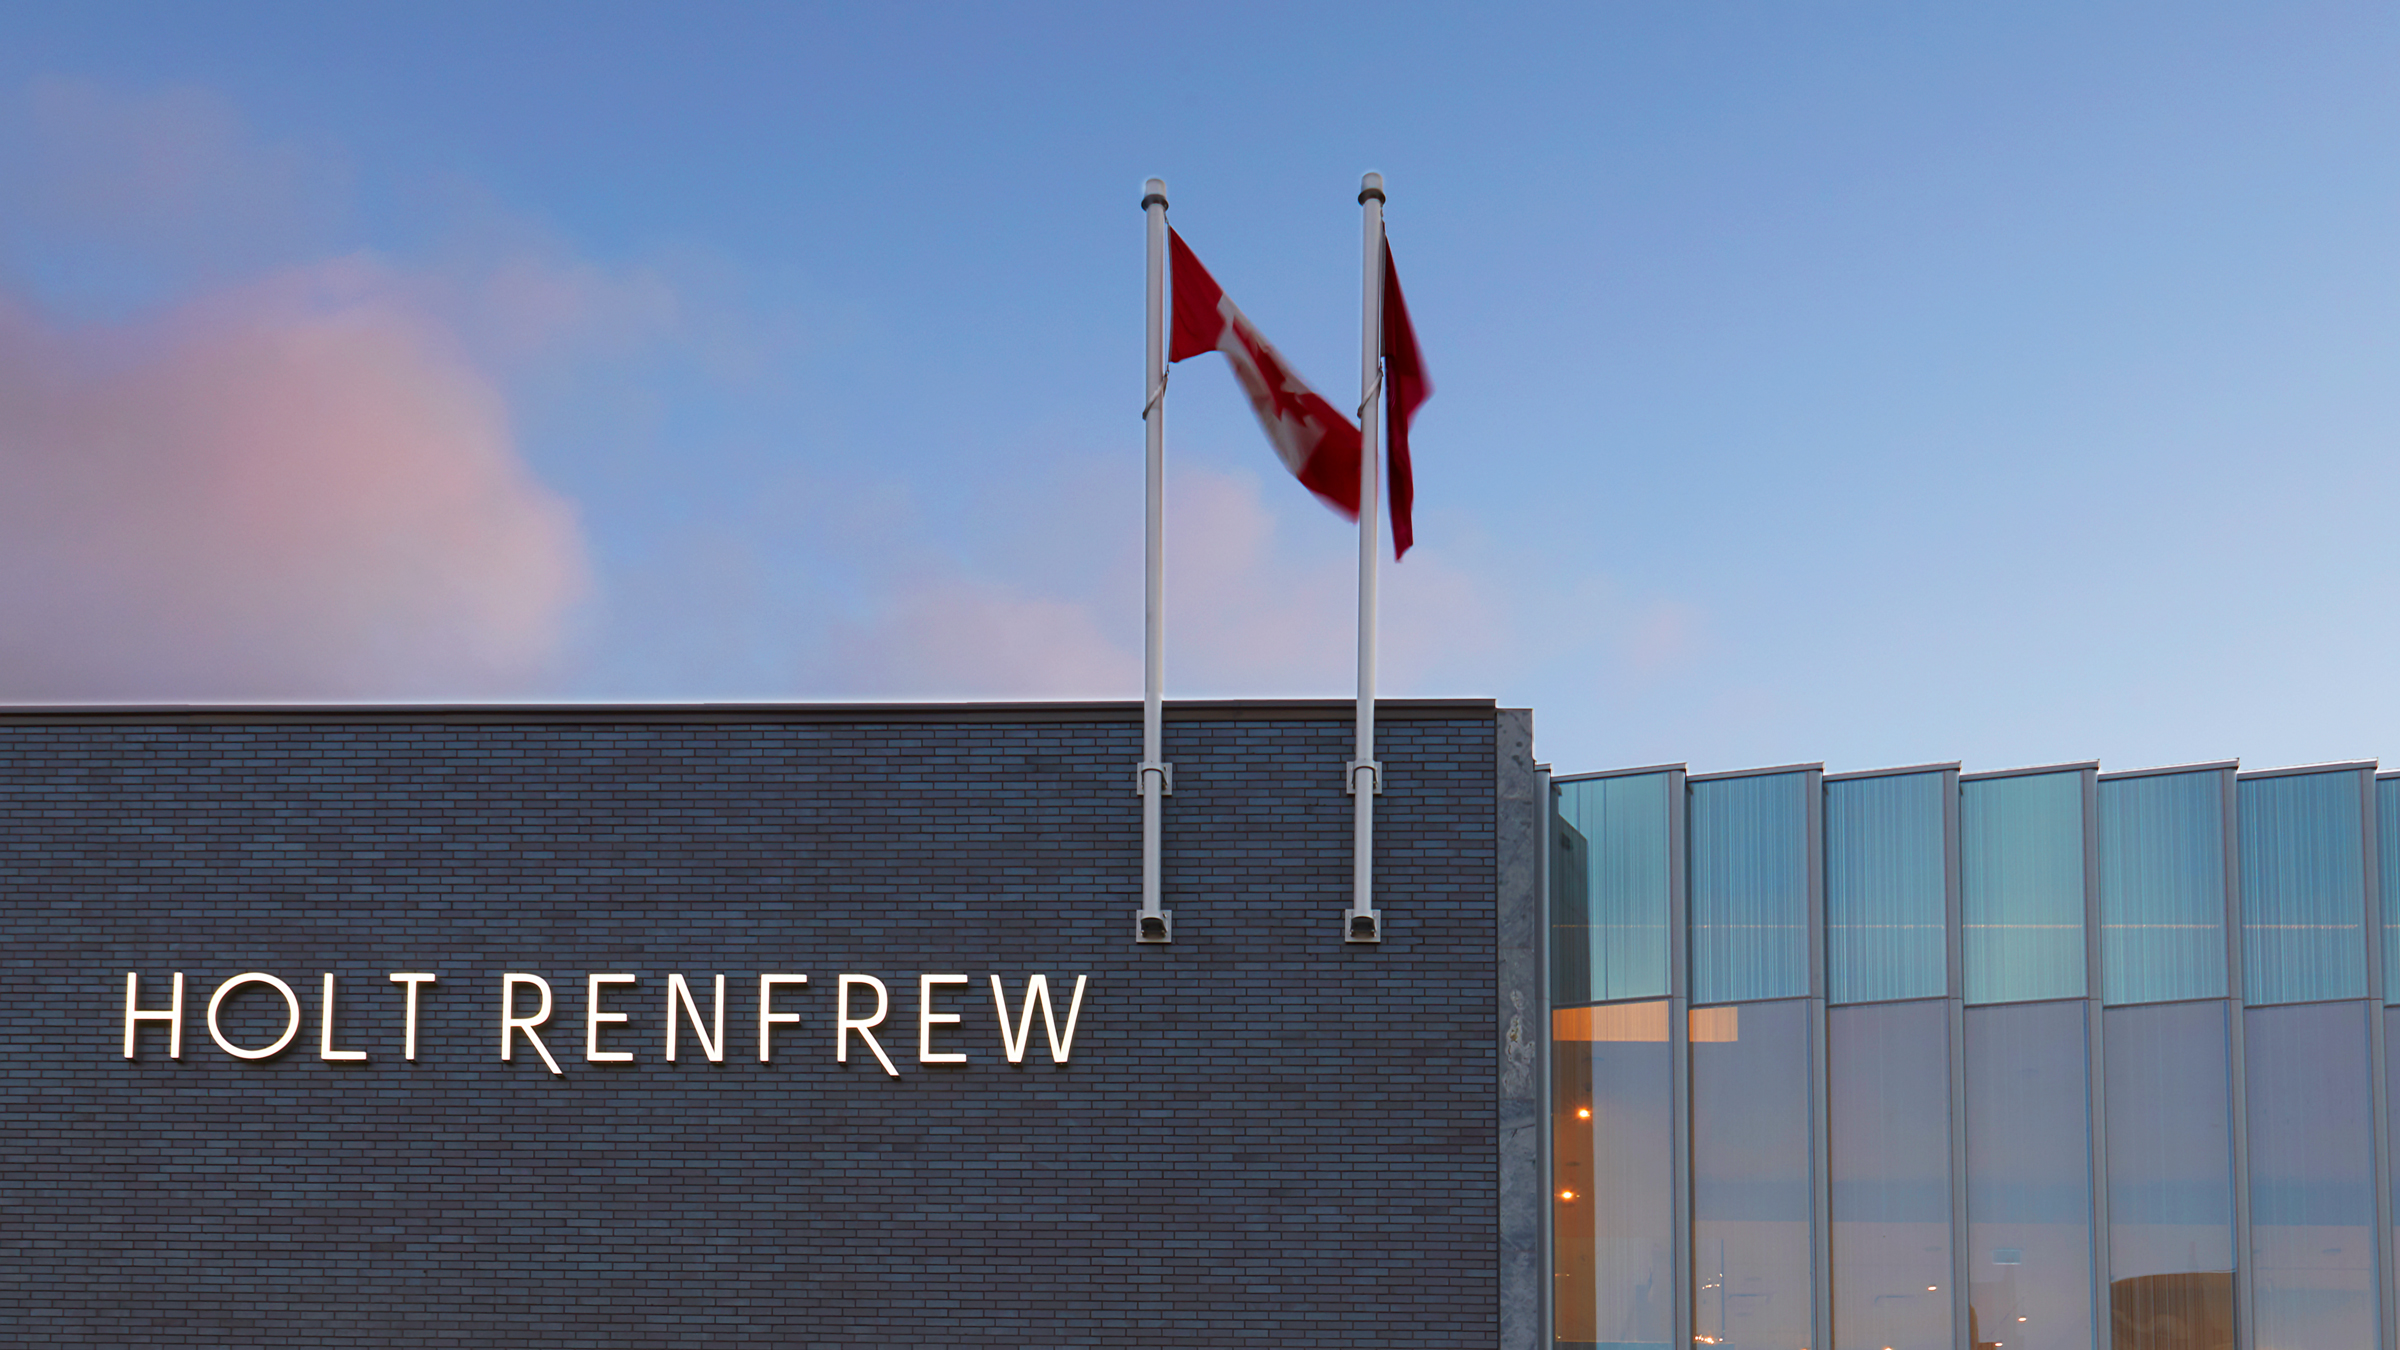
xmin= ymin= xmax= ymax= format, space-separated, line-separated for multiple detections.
xmin=1168 ymin=229 xmax=1364 ymax=518
xmin=1381 ymin=239 xmax=1429 ymax=559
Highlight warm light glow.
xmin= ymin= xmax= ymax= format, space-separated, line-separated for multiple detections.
xmin=1576 ymin=1106 xmax=1592 ymax=1119
xmin=1557 ymin=1189 xmax=1577 ymax=1202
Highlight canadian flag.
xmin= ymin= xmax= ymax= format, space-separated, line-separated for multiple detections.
xmin=1167 ymin=229 xmax=1364 ymax=518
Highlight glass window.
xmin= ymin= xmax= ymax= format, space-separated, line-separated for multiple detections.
xmin=2099 ymin=770 xmax=2230 ymax=1006
xmin=2381 ymin=778 xmax=2399 ymax=1006
xmin=1825 ymin=772 xmax=1949 ymax=1005
xmin=1964 ymin=1000 xmax=2094 ymax=1350
xmin=1962 ymin=771 xmax=2088 ymax=1004
xmin=1690 ymin=772 xmax=1812 ymax=1004
xmin=1692 ymin=998 xmax=1816 ymax=1350
xmin=2387 ymin=1007 xmax=2400 ymax=1317
xmin=1551 ymin=1000 xmax=1674 ymax=1350
xmin=1829 ymin=998 xmax=1954 ymax=1350
xmin=2104 ymin=999 xmax=2237 ymax=1349
xmin=2239 ymin=770 xmax=2369 ymax=1006
xmin=2245 ymin=1000 xmax=2379 ymax=1348
xmin=1553 ymin=773 xmax=1675 ymax=1006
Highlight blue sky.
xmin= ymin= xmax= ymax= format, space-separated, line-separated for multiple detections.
xmin=0 ymin=3 xmax=2393 ymax=777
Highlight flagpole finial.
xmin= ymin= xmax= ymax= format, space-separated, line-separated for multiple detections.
xmin=1358 ymin=172 xmax=1385 ymax=205
xmin=1142 ymin=178 xmax=1168 ymax=211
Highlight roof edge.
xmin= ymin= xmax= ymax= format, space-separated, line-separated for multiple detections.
xmin=0 ymin=698 xmax=1499 ymax=727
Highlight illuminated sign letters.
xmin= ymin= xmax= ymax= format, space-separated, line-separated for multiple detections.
xmin=120 ymin=969 xmax=1091 ymax=1075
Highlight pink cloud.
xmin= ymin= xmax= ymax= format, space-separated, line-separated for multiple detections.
xmin=4 ymin=76 xmax=351 ymax=279
xmin=793 ymin=461 xmax=1686 ymax=707
xmin=802 ymin=573 xmax=1140 ymax=699
xmin=0 ymin=264 xmax=590 ymax=700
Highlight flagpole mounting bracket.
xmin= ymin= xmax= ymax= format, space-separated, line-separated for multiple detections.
xmin=1344 ymin=760 xmax=1383 ymax=796
xmin=1135 ymin=762 xmax=1174 ymax=796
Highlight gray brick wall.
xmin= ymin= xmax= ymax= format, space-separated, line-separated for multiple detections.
xmin=0 ymin=705 xmax=1507 ymax=1347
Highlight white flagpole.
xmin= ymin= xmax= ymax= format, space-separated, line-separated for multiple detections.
xmin=1347 ymin=172 xmax=1386 ymax=944
xmin=1137 ymin=177 xmax=1173 ymax=943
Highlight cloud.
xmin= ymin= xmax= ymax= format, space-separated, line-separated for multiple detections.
xmin=0 ymin=263 xmax=591 ymax=700
xmin=803 ymin=573 xmax=1140 ymax=699
xmin=784 ymin=459 xmax=1701 ymax=707
xmin=0 ymin=77 xmax=352 ymax=295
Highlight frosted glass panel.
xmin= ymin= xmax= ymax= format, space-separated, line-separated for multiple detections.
xmin=1693 ymin=998 xmax=1815 ymax=1350
xmin=2245 ymin=1000 xmax=2378 ymax=1350
xmin=2384 ymin=779 xmax=2400 ymax=1006
xmin=1829 ymin=999 xmax=1954 ymax=1350
xmin=2099 ymin=771 xmax=2229 ymax=1006
xmin=1965 ymin=1000 xmax=2094 ymax=1350
xmin=1824 ymin=773 xmax=1947 ymax=1004
xmin=1962 ymin=771 xmax=2087 ymax=1004
xmin=1552 ymin=1000 xmax=1674 ymax=1350
xmin=1690 ymin=772 xmax=1811 ymax=1004
xmin=2104 ymin=999 xmax=2237 ymax=1348
xmin=2238 ymin=770 xmax=2369 ymax=1006
xmin=1553 ymin=774 xmax=1674 ymax=1005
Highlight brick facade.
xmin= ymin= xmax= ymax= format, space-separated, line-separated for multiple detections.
xmin=1 ymin=702 xmax=1519 ymax=1347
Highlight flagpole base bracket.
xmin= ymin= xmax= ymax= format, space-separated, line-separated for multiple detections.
xmin=1344 ymin=760 xmax=1383 ymax=795
xmin=1345 ymin=909 xmax=1383 ymax=944
xmin=1135 ymin=762 xmax=1174 ymax=796
xmin=1136 ymin=910 xmax=1174 ymax=944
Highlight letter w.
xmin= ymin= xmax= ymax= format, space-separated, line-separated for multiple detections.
xmin=988 ymin=974 xmax=1088 ymax=1064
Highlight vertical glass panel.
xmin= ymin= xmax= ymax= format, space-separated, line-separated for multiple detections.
xmin=1551 ymin=1000 xmax=1673 ymax=1350
xmin=1553 ymin=774 xmax=1674 ymax=1005
xmin=1965 ymin=1000 xmax=2094 ymax=1350
xmin=2245 ymin=1000 xmax=2378 ymax=1349
xmin=2240 ymin=770 xmax=2369 ymax=1006
xmin=1693 ymin=998 xmax=1815 ymax=1350
xmin=2105 ymin=999 xmax=2237 ymax=1349
xmin=2381 ymin=779 xmax=2399 ymax=1005
xmin=2099 ymin=771 xmax=2229 ymax=1006
xmin=1825 ymin=772 xmax=1948 ymax=1004
xmin=2387 ymin=1007 xmax=2400 ymax=1317
xmin=1690 ymin=772 xmax=1811 ymax=1004
xmin=1829 ymin=999 xmax=1954 ymax=1350
xmin=1962 ymin=771 xmax=2088 ymax=1004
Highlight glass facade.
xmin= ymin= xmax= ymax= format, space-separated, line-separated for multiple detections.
xmin=2099 ymin=767 xmax=2231 ymax=1006
xmin=1692 ymin=998 xmax=1817 ymax=1350
xmin=1829 ymin=999 xmax=1953 ymax=1350
xmin=1825 ymin=771 xmax=1949 ymax=1005
xmin=1549 ymin=756 xmax=2399 ymax=1350
xmin=1965 ymin=999 xmax=2094 ymax=1350
xmin=1689 ymin=770 xmax=1815 ymax=1005
xmin=1554 ymin=772 xmax=1677 ymax=1005
xmin=2240 ymin=769 xmax=2371 ymax=1006
xmin=2245 ymin=1000 xmax=2379 ymax=1348
xmin=2105 ymin=998 xmax=2238 ymax=1346
xmin=1552 ymin=1000 xmax=1675 ymax=1350
xmin=1962 ymin=769 xmax=2088 ymax=1004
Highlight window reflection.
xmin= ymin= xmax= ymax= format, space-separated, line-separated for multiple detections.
xmin=2104 ymin=999 xmax=2236 ymax=1349
xmin=1689 ymin=772 xmax=1813 ymax=1004
xmin=2246 ymin=1001 xmax=2377 ymax=1349
xmin=1962 ymin=771 xmax=2088 ymax=1005
xmin=1964 ymin=1000 xmax=2094 ymax=1350
xmin=2098 ymin=770 xmax=2229 ymax=1007
xmin=2238 ymin=770 xmax=2369 ymax=1007
xmin=1824 ymin=773 xmax=1948 ymax=1005
xmin=1553 ymin=773 xmax=1676 ymax=1005
xmin=1830 ymin=999 xmax=1953 ymax=1350
xmin=1693 ymin=998 xmax=1815 ymax=1350
xmin=1551 ymin=999 xmax=1673 ymax=1350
